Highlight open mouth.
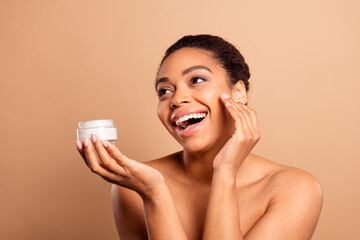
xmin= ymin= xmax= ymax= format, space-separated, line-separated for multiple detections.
xmin=172 ymin=112 xmax=207 ymax=131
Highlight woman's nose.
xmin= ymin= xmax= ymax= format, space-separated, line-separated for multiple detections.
xmin=170 ymin=89 xmax=192 ymax=109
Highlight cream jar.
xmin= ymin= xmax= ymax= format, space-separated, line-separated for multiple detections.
xmin=77 ymin=119 xmax=117 ymax=142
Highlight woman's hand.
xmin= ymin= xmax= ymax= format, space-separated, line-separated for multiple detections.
xmin=213 ymin=93 xmax=261 ymax=177
xmin=75 ymin=134 xmax=165 ymax=199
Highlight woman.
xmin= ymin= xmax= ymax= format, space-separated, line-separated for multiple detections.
xmin=75 ymin=35 xmax=323 ymax=240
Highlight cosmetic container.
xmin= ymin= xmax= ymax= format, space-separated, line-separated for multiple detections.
xmin=77 ymin=119 xmax=117 ymax=142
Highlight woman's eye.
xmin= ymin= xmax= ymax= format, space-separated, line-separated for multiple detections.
xmin=158 ymin=89 xmax=171 ymax=97
xmin=191 ymin=77 xmax=206 ymax=84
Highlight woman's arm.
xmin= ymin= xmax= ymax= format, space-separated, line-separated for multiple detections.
xmin=203 ymin=93 xmax=260 ymax=239
xmin=76 ymin=135 xmax=188 ymax=240
xmin=142 ymin=183 xmax=188 ymax=240
xmin=112 ymin=183 xmax=188 ymax=240
xmin=202 ymin=172 xmax=243 ymax=239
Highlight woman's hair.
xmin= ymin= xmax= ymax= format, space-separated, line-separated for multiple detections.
xmin=159 ymin=34 xmax=250 ymax=92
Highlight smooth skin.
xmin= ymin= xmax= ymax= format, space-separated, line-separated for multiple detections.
xmin=76 ymin=48 xmax=323 ymax=240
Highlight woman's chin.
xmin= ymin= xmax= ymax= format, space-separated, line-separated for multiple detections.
xmin=180 ymin=138 xmax=217 ymax=154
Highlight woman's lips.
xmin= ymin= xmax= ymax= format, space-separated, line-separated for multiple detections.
xmin=174 ymin=113 xmax=208 ymax=138
xmin=170 ymin=109 xmax=208 ymax=124
xmin=173 ymin=112 xmax=207 ymax=128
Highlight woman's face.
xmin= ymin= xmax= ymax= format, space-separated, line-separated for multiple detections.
xmin=156 ymin=47 xmax=236 ymax=153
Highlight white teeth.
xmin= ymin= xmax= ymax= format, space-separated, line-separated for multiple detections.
xmin=174 ymin=112 xmax=207 ymax=127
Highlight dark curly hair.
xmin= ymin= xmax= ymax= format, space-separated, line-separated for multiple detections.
xmin=158 ymin=34 xmax=250 ymax=92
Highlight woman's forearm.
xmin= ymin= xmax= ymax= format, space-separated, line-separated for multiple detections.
xmin=202 ymin=172 xmax=243 ymax=240
xmin=142 ymin=183 xmax=188 ymax=240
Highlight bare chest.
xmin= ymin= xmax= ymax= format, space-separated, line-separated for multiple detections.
xmin=168 ymin=181 xmax=270 ymax=240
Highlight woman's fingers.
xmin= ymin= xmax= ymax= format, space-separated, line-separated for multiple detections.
xmin=224 ymin=95 xmax=255 ymax=129
xmin=100 ymin=139 xmax=137 ymax=169
xmin=90 ymin=135 xmax=127 ymax=175
xmin=235 ymin=103 xmax=260 ymax=138
xmin=221 ymin=94 xmax=248 ymax=133
xmin=83 ymin=137 xmax=121 ymax=180
xmin=246 ymin=105 xmax=261 ymax=136
xmin=221 ymin=93 xmax=260 ymax=141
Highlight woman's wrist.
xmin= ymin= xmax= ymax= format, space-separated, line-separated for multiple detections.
xmin=213 ymin=166 xmax=239 ymax=179
xmin=139 ymin=181 xmax=170 ymax=204
xmin=212 ymin=170 xmax=237 ymax=185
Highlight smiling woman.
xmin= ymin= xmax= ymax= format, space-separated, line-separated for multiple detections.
xmin=75 ymin=34 xmax=323 ymax=240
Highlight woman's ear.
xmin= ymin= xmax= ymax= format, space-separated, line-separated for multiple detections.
xmin=231 ymin=80 xmax=247 ymax=104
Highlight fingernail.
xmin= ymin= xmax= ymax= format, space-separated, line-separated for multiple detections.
xmin=221 ymin=93 xmax=230 ymax=99
xmin=84 ymin=138 xmax=89 ymax=147
xmin=91 ymin=134 xmax=97 ymax=143
xmin=102 ymin=140 xmax=108 ymax=147
xmin=75 ymin=141 xmax=82 ymax=150
xmin=225 ymin=102 xmax=231 ymax=107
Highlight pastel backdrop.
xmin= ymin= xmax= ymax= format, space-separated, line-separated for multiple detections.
xmin=1 ymin=0 xmax=359 ymax=239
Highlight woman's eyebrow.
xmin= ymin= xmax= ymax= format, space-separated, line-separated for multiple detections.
xmin=182 ymin=65 xmax=212 ymax=75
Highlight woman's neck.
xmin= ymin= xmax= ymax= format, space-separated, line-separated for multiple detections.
xmin=180 ymin=138 xmax=228 ymax=185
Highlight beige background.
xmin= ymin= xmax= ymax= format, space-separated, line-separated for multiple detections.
xmin=1 ymin=0 xmax=359 ymax=239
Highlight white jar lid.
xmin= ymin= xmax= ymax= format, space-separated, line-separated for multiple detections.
xmin=77 ymin=119 xmax=117 ymax=141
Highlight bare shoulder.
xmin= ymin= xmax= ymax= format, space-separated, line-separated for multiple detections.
xmin=250 ymin=155 xmax=323 ymax=202
xmin=271 ymin=161 xmax=324 ymax=217
xmin=243 ymin=154 xmax=323 ymax=239
xmin=142 ymin=151 xmax=183 ymax=177
xmin=262 ymin=156 xmax=323 ymax=202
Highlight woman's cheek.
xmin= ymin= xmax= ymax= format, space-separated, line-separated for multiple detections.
xmin=198 ymin=86 xmax=220 ymax=101
xmin=157 ymin=104 xmax=168 ymax=125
